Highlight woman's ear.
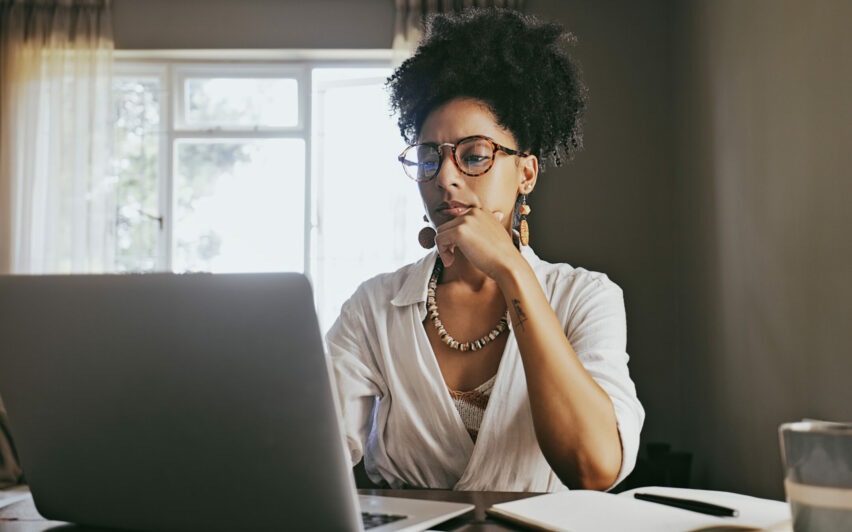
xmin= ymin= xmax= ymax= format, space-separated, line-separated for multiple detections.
xmin=518 ymin=155 xmax=538 ymax=195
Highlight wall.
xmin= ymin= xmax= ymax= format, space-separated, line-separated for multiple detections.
xmin=675 ymin=0 xmax=852 ymax=498
xmin=536 ymin=0 xmax=852 ymax=499
xmin=111 ymin=0 xmax=394 ymax=49
xmin=525 ymin=0 xmax=682 ymax=461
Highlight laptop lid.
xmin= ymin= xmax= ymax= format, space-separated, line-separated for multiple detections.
xmin=0 ymin=272 xmax=363 ymax=531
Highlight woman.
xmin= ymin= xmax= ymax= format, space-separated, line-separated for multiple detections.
xmin=327 ymin=8 xmax=644 ymax=492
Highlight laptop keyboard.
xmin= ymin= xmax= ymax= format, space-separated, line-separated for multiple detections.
xmin=362 ymin=511 xmax=407 ymax=529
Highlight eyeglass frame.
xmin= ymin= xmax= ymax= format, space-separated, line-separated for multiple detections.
xmin=398 ymin=135 xmax=530 ymax=182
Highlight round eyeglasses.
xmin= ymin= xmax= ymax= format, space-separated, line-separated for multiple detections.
xmin=398 ymin=135 xmax=529 ymax=182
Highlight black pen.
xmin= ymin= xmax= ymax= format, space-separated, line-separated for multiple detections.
xmin=634 ymin=493 xmax=739 ymax=517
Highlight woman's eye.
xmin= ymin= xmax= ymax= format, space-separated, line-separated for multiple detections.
xmin=463 ymin=155 xmax=490 ymax=165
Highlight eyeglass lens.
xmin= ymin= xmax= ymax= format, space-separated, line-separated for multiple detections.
xmin=402 ymin=138 xmax=494 ymax=181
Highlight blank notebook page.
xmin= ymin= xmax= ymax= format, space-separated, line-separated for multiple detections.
xmin=487 ymin=488 xmax=791 ymax=532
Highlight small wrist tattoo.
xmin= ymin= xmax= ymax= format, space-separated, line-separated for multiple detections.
xmin=511 ymin=299 xmax=528 ymax=331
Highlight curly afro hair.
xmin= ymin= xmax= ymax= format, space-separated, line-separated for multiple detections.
xmin=386 ymin=8 xmax=587 ymax=171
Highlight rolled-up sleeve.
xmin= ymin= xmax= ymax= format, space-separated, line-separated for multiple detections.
xmin=561 ymin=276 xmax=645 ymax=490
xmin=325 ymin=290 xmax=386 ymax=466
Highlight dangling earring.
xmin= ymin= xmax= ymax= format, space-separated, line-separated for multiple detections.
xmin=418 ymin=214 xmax=436 ymax=249
xmin=519 ymin=194 xmax=531 ymax=246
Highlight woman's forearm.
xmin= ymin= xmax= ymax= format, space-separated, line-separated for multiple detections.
xmin=495 ymin=258 xmax=623 ymax=490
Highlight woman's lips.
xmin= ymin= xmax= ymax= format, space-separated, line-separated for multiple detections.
xmin=442 ymin=207 xmax=470 ymax=216
xmin=437 ymin=201 xmax=471 ymax=217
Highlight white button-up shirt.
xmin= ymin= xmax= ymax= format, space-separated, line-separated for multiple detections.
xmin=326 ymin=245 xmax=644 ymax=491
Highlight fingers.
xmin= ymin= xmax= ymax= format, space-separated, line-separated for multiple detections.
xmin=435 ymin=207 xmax=499 ymax=232
xmin=434 ymin=213 xmax=468 ymax=233
xmin=434 ymin=208 xmax=504 ymax=266
xmin=435 ymin=228 xmax=456 ymax=266
xmin=437 ymin=239 xmax=456 ymax=266
xmin=438 ymin=244 xmax=455 ymax=267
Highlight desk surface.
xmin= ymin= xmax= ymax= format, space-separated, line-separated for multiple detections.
xmin=0 ymin=488 xmax=540 ymax=531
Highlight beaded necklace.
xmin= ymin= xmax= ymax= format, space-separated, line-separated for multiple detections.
xmin=426 ymin=258 xmax=509 ymax=352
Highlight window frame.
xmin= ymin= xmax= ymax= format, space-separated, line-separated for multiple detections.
xmin=172 ymin=63 xmax=307 ymax=132
xmin=112 ymin=52 xmax=393 ymax=277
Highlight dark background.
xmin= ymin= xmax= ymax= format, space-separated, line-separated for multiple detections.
xmin=111 ymin=0 xmax=852 ymax=499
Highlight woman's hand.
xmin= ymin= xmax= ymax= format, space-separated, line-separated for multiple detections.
xmin=433 ymin=207 xmax=524 ymax=279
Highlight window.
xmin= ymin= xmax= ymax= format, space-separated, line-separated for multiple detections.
xmin=111 ymin=58 xmax=425 ymax=331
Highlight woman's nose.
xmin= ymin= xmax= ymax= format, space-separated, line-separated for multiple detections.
xmin=434 ymin=148 xmax=464 ymax=190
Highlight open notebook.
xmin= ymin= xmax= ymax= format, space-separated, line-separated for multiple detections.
xmin=487 ymin=486 xmax=792 ymax=532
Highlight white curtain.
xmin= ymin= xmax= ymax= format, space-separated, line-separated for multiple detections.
xmin=392 ymin=0 xmax=525 ymax=64
xmin=0 ymin=0 xmax=114 ymax=274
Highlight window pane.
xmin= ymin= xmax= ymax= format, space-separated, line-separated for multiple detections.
xmin=311 ymin=68 xmax=425 ymax=332
xmin=174 ymin=139 xmax=305 ymax=273
xmin=112 ymin=77 xmax=161 ymax=272
xmin=184 ymin=77 xmax=298 ymax=128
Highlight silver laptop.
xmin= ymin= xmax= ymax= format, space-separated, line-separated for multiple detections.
xmin=0 ymin=273 xmax=472 ymax=531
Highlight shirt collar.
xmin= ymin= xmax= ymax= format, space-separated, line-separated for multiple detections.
xmin=390 ymin=251 xmax=440 ymax=308
xmin=390 ymin=242 xmax=546 ymax=309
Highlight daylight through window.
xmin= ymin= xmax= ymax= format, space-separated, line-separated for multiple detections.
xmin=111 ymin=60 xmax=425 ymax=331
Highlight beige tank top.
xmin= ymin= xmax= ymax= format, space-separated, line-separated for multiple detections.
xmin=448 ymin=374 xmax=497 ymax=442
